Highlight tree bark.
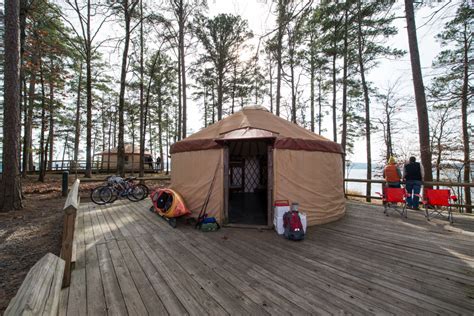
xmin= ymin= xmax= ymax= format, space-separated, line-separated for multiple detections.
xmin=1 ymin=0 xmax=23 ymax=211
xmin=217 ymin=71 xmax=224 ymax=120
xmin=404 ymin=0 xmax=433 ymax=184
xmin=139 ymin=0 xmax=145 ymax=177
xmin=275 ymin=0 xmax=286 ymax=117
xmin=461 ymin=23 xmax=471 ymax=213
xmin=158 ymin=81 xmax=163 ymax=172
xmin=357 ymin=0 xmax=372 ymax=202
xmin=178 ymin=0 xmax=187 ymax=139
xmin=74 ymin=63 xmax=82 ymax=165
xmin=310 ymin=41 xmax=315 ymax=133
xmin=48 ymin=64 xmax=54 ymax=170
xmin=341 ymin=9 xmax=348 ymax=157
xmin=38 ymin=62 xmax=47 ymax=183
xmin=85 ymin=0 xmax=93 ymax=178
xmin=318 ymin=69 xmax=322 ymax=135
xmin=117 ymin=0 xmax=135 ymax=177
xmin=22 ymin=52 xmax=38 ymax=177
xmin=331 ymin=20 xmax=338 ymax=143
xmin=177 ymin=52 xmax=182 ymax=140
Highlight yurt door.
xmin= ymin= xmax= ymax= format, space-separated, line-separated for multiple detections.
xmin=224 ymin=140 xmax=273 ymax=227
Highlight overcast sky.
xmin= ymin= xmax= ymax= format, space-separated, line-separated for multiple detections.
xmin=197 ymin=0 xmax=459 ymax=163
xmin=49 ymin=0 xmax=462 ymax=163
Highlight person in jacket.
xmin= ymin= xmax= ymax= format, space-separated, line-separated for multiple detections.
xmin=403 ymin=156 xmax=424 ymax=210
xmin=383 ymin=156 xmax=402 ymax=188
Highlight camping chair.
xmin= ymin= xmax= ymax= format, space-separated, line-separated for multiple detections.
xmin=422 ymin=189 xmax=457 ymax=224
xmin=376 ymin=187 xmax=408 ymax=218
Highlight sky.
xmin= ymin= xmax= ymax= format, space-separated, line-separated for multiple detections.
xmin=10 ymin=0 xmax=461 ymax=165
xmin=189 ymin=0 xmax=460 ymax=163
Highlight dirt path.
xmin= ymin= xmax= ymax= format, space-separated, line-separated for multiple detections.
xmin=0 ymin=193 xmax=64 ymax=313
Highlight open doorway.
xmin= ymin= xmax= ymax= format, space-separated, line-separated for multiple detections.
xmin=226 ymin=140 xmax=270 ymax=225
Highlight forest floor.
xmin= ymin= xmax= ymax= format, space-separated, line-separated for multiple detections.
xmin=0 ymin=174 xmax=170 ymax=313
xmin=0 ymin=190 xmax=64 ymax=313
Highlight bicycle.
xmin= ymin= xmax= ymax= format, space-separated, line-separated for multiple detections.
xmin=90 ymin=176 xmax=149 ymax=205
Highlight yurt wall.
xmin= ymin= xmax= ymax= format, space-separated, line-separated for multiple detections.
xmin=273 ymin=149 xmax=345 ymax=225
xmin=170 ymin=149 xmax=224 ymax=221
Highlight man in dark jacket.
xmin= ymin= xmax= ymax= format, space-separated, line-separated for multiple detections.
xmin=403 ymin=156 xmax=424 ymax=210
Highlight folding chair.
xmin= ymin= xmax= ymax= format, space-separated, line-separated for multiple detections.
xmin=376 ymin=187 xmax=408 ymax=218
xmin=422 ymin=189 xmax=457 ymax=224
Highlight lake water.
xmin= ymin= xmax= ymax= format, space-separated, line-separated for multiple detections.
xmin=345 ymin=167 xmax=383 ymax=196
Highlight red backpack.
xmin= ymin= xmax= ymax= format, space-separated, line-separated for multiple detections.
xmin=283 ymin=211 xmax=305 ymax=241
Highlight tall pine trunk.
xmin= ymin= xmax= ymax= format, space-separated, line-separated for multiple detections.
xmin=341 ymin=9 xmax=349 ymax=179
xmin=117 ymin=0 xmax=134 ymax=177
xmin=158 ymin=81 xmax=163 ymax=173
xmin=177 ymin=54 xmax=182 ymax=140
xmin=310 ymin=46 xmax=315 ymax=133
xmin=461 ymin=24 xmax=471 ymax=213
xmin=179 ymin=7 xmax=187 ymax=139
xmin=85 ymin=0 xmax=93 ymax=178
xmin=22 ymin=52 xmax=38 ymax=176
xmin=331 ymin=20 xmax=338 ymax=143
xmin=139 ymin=0 xmax=145 ymax=177
xmin=38 ymin=62 xmax=46 ymax=182
xmin=48 ymin=66 xmax=54 ymax=170
xmin=357 ymin=0 xmax=372 ymax=202
xmin=74 ymin=63 xmax=82 ymax=166
xmin=275 ymin=0 xmax=285 ymax=117
xmin=1 ymin=0 xmax=23 ymax=211
xmin=404 ymin=0 xmax=433 ymax=184
xmin=217 ymin=72 xmax=224 ymax=120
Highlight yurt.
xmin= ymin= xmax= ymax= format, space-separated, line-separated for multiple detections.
xmin=96 ymin=144 xmax=154 ymax=171
xmin=170 ymin=106 xmax=345 ymax=227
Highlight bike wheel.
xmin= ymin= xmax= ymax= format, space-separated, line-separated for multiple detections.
xmin=91 ymin=186 xmax=112 ymax=205
xmin=127 ymin=185 xmax=146 ymax=202
xmin=108 ymin=187 xmax=119 ymax=203
xmin=136 ymin=184 xmax=149 ymax=200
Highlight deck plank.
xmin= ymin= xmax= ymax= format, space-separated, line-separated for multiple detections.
xmin=63 ymin=199 xmax=474 ymax=315
xmin=96 ymin=242 xmax=128 ymax=315
xmin=85 ymin=244 xmax=106 ymax=315
xmin=116 ymin=238 xmax=168 ymax=315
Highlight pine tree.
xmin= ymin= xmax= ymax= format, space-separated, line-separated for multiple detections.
xmin=194 ymin=14 xmax=253 ymax=120
xmin=432 ymin=3 xmax=473 ymax=212
xmin=1 ymin=0 xmax=23 ymax=211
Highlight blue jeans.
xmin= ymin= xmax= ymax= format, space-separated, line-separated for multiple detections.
xmin=405 ymin=180 xmax=422 ymax=209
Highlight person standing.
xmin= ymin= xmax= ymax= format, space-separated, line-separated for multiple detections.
xmin=403 ymin=156 xmax=424 ymax=210
xmin=155 ymin=156 xmax=162 ymax=173
xmin=383 ymin=156 xmax=402 ymax=188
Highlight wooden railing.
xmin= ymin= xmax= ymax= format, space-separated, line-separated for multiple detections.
xmin=4 ymin=253 xmax=65 ymax=315
xmin=60 ymin=179 xmax=80 ymax=288
xmin=344 ymin=178 xmax=474 ymax=211
xmin=79 ymin=175 xmax=171 ymax=183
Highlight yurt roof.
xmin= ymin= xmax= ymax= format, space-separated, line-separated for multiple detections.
xmin=171 ymin=106 xmax=343 ymax=154
xmin=96 ymin=144 xmax=152 ymax=156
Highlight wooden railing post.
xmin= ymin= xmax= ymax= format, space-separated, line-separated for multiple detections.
xmin=60 ymin=179 xmax=80 ymax=288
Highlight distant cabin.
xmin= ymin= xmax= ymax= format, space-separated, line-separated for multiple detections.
xmin=96 ymin=144 xmax=154 ymax=171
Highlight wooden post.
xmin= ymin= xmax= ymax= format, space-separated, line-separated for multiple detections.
xmin=267 ymin=145 xmax=274 ymax=227
xmin=62 ymin=171 xmax=69 ymax=197
xmin=60 ymin=179 xmax=80 ymax=288
xmin=223 ymin=146 xmax=229 ymax=224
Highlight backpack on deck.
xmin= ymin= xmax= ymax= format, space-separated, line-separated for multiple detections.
xmin=283 ymin=211 xmax=305 ymax=241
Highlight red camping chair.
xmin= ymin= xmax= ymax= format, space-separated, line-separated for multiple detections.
xmin=376 ymin=187 xmax=408 ymax=218
xmin=422 ymin=189 xmax=457 ymax=224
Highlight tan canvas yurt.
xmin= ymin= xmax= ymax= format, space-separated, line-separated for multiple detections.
xmin=97 ymin=144 xmax=154 ymax=171
xmin=170 ymin=106 xmax=345 ymax=227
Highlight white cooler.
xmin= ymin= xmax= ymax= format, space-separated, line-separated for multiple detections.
xmin=274 ymin=200 xmax=290 ymax=217
xmin=273 ymin=216 xmax=285 ymax=235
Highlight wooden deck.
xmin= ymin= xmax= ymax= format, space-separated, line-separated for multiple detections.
xmin=59 ymin=200 xmax=474 ymax=315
